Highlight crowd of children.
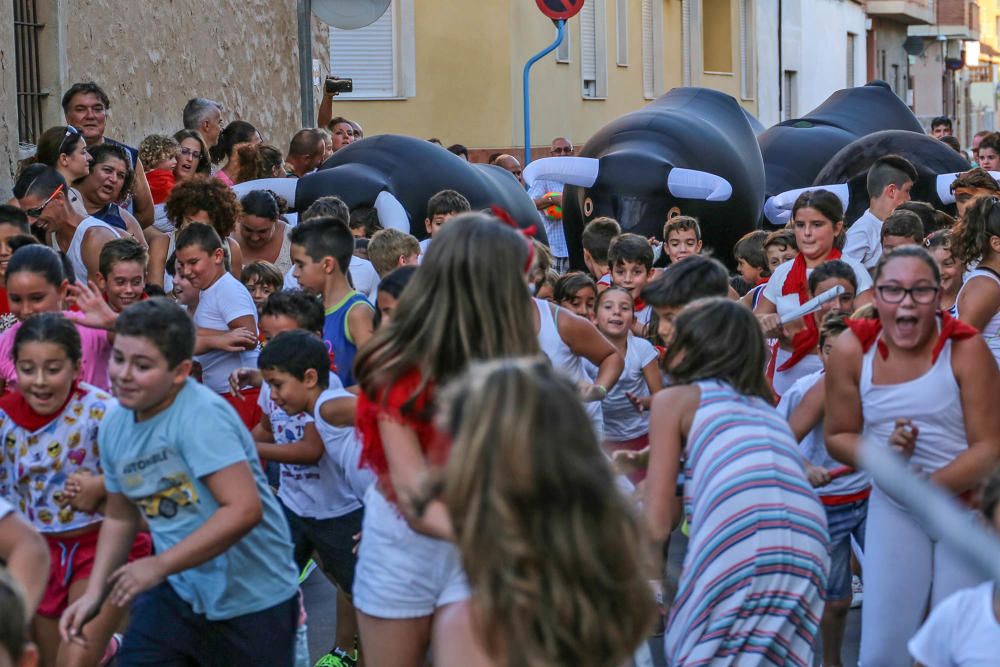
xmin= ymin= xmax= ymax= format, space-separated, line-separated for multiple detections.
xmin=2 ymin=109 xmax=1000 ymax=667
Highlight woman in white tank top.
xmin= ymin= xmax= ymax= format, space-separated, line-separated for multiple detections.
xmin=825 ymin=247 xmax=1000 ymax=667
xmin=953 ymin=196 xmax=1000 ymax=366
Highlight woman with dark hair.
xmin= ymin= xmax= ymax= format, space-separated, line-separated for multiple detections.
xmin=327 ymin=117 xmax=355 ymax=154
xmin=172 ymin=129 xmax=211 ymax=182
xmin=755 ymin=189 xmax=874 ymax=396
xmin=210 ymin=120 xmax=261 ymax=186
xmin=33 ymin=126 xmax=92 ymax=216
xmin=235 ymin=190 xmax=293 ymax=274
xmin=75 ymin=144 xmax=143 ymax=238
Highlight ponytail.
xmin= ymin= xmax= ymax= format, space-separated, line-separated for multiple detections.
xmin=211 ymin=120 xmax=258 ymax=164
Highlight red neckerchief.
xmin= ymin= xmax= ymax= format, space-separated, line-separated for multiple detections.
xmin=756 ymin=277 xmax=769 ymax=287
xmin=846 ymin=310 xmax=979 ymax=362
xmin=0 ymin=287 xmax=8 ymax=315
xmin=0 ymin=383 xmax=84 ymax=431
xmin=634 ymin=296 xmax=647 ymax=312
xmin=777 ymin=249 xmax=842 ymax=372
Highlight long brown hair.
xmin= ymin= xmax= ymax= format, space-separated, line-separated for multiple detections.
xmin=792 ymin=189 xmax=846 ymax=250
xmin=951 ymin=195 xmax=1000 ymax=264
xmin=665 ymin=298 xmax=774 ymax=402
xmin=440 ymin=357 xmax=655 ymax=666
xmin=354 ymin=213 xmax=539 ymax=411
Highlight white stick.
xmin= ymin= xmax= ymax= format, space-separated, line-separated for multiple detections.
xmin=779 ymin=285 xmax=845 ymax=325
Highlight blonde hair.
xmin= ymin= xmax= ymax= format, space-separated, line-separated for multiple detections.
xmin=367 ymin=228 xmax=420 ymax=277
xmin=440 ymin=357 xmax=655 ymax=667
xmin=138 ymin=134 xmax=179 ymax=169
xmin=355 ymin=213 xmax=539 ymax=411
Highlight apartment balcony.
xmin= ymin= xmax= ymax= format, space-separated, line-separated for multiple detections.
xmin=908 ymin=0 xmax=979 ymax=40
xmin=865 ymin=1 xmax=935 ymax=25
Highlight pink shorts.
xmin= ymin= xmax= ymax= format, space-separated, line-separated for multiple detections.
xmin=38 ymin=528 xmax=153 ymax=618
xmin=603 ymin=433 xmax=649 ymax=484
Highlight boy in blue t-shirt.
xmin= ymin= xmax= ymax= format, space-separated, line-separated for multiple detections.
xmin=289 ymin=211 xmax=374 ymax=389
xmin=59 ymin=299 xmax=299 ymax=666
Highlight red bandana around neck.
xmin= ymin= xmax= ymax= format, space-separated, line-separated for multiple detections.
xmin=846 ymin=310 xmax=978 ymax=362
xmin=777 ymin=249 xmax=841 ymax=372
xmin=0 ymin=383 xmax=83 ymax=432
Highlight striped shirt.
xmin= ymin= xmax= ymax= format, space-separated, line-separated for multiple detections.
xmin=665 ymin=380 xmax=829 ymax=667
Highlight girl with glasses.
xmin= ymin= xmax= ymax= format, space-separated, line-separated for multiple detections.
xmin=954 ymin=196 xmax=1000 ymax=366
xmin=825 ymin=246 xmax=1000 ymax=666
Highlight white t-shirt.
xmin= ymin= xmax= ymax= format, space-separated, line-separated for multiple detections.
xmin=282 ymin=256 xmax=379 ymax=304
xmin=314 ymin=388 xmax=376 ymax=504
xmin=598 ymin=335 xmax=659 ymax=441
xmin=908 ymin=582 xmax=1000 ymax=667
xmin=762 ymin=255 xmax=873 ymax=320
xmin=777 ymin=371 xmax=870 ymax=498
xmin=843 ymin=209 xmax=883 ymax=269
xmin=193 ymin=273 xmax=259 ymax=393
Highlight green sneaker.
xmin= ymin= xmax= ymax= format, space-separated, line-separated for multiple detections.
xmin=313 ymin=647 xmax=358 ymax=667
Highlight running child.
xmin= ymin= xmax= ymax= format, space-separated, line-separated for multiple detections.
xmin=879 ymin=209 xmax=925 ymax=255
xmin=59 ymin=299 xmax=300 ymax=666
xmin=0 ymin=206 xmax=31 ymax=332
xmin=0 ymin=246 xmax=112 ymax=393
xmin=953 ymin=196 xmax=1000 ymax=365
xmin=352 ymin=213 xmax=540 ymax=666
xmin=764 ymin=228 xmax=798 ymax=273
xmin=607 ymin=233 xmax=654 ymax=332
xmin=734 ymin=230 xmax=771 ymax=309
xmin=589 ymin=287 xmax=661 ymax=481
xmin=661 ymin=216 xmax=702 ymax=265
xmin=174 ymin=223 xmax=261 ymax=427
xmin=289 ymin=217 xmax=374 ymax=389
xmin=825 ymin=246 xmax=1000 ymax=665
xmin=843 ymin=154 xmax=917 ymax=269
xmin=420 ymin=190 xmax=470 ymax=255
xmin=778 ymin=312 xmax=868 ymax=667
xmin=368 ymin=229 xmax=420 ymax=278
xmin=240 ymin=261 xmax=283 ymax=317
xmin=925 ymin=230 xmax=960 ymax=316
xmin=0 ymin=313 xmax=152 ymax=667
xmin=431 ymin=358 xmax=655 ymax=666
xmin=553 ymin=271 xmax=597 ymax=318
xmin=645 ymin=298 xmax=829 ymax=666
xmin=96 ymin=238 xmax=147 ymax=314
xmin=374 ymin=265 xmax=417 ymax=329
xmin=581 ymin=217 xmax=620 ymax=289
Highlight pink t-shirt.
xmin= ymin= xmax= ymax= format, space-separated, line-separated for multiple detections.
xmin=0 ymin=311 xmax=112 ymax=391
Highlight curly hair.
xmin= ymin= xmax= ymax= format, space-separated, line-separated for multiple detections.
xmin=164 ymin=175 xmax=240 ymax=237
xmin=951 ymin=195 xmax=1000 ymax=264
xmin=138 ymin=134 xmax=179 ymax=169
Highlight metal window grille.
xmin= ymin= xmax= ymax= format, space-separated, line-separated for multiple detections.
xmin=13 ymin=0 xmax=46 ymax=144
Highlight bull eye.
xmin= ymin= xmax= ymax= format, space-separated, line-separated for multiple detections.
xmin=584 ymin=197 xmax=594 ymax=217
xmin=668 ymin=206 xmax=682 ymax=220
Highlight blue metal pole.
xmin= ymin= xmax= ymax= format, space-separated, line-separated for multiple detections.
xmin=523 ymin=20 xmax=566 ymax=165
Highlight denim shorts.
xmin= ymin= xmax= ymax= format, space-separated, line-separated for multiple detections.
xmin=825 ymin=498 xmax=868 ymax=600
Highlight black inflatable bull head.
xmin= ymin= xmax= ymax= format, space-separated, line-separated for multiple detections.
xmin=525 ymin=87 xmax=765 ymax=269
xmin=237 ymin=135 xmax=543 ymax=242
xmin=765 ymin=130 xmax=972 ymax=226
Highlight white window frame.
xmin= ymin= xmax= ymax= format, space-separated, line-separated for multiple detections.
xmin=739 ymin=0 xmax=755 ymax=100
xmin=616 ymin=0 xmax=629 ymax=66
xmin=580 ymin=0 xmax=609 ymax=99
xmin=328 ymin=0 xmax=415 ymax=100
xmin=847 ymin=32 xmax=857 ymax=88
xmin=642 ymin=0 xmax=665 ymax=99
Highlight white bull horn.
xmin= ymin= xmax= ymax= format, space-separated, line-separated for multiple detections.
xmin=523 ymin=157 xmax=599 ymax=188
xmin=667 ymin=168 xmax=733 ymax=202
xmin=763 ymin=183 xmax=850 ymax=225
xmin=231 ymin=177 xmax=298 ymax=205
xmin=374 ymin=190 xmax=410 ymax=232
xmin=936 ymin=171 xmax=1000 ymax=204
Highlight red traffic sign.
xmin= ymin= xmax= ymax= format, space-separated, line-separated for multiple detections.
xmin=535 ymin=0 xmax=585 ymax=21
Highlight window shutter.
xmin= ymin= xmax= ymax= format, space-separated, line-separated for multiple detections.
xmin=330 ymin=3 xmax=397 ymax=98
xmin=642 ymin=0 xmax=654 ymax=97
xmin=681 ymin=0 xmax=692 ymax=85
xmin=616 ymin=0 xmax=629 ymax=66
xmin=581 ymin=1 xmax=598 ymax=92
xmin=846 ymin=33 xmax=856 ymax=88
xmin=739 ymin=0 xmax=754 ymax=99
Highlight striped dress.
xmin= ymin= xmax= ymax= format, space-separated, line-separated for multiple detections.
xmin=664 ymin=380 xmax=830 ymax=667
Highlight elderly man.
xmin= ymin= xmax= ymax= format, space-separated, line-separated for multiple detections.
xmin=62 ymin=81 xmax=154 ymax=228
xmin=527 ymin=137 xmax=574 ymax=272
xmin=495 ymin=154 xmax=524 ymax=187
xmin=182 ymin=98 xmax=224 ymax=149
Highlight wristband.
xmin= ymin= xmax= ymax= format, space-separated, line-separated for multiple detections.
xmin=595 ymin=383 xmax=608 ymax=398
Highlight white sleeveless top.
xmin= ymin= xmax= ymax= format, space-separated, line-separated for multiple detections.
xmin=957 ymin=269 xmax=1000 ymax=366
xmin=66 ymin=216 xmax=125 ymax=283
xmin=534 ymin=298 xmax=604 ymax=438
xmin=859 ymin=336 xmax=967 ymax=473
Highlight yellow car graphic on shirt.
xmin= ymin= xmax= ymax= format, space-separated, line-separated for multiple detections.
xmin=136 ymin=474 xmax=198 ymax=519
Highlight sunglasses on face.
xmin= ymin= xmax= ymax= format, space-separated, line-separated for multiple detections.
xmin=24 ymin=184 xmax=65 ymax=218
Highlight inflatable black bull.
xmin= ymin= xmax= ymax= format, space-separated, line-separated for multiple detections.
xmin=759 ymin=81 xmax=923 ymax=224
xmin=289 ymin=135 xmax=543 ymax=241
xmin=765 ymin=130 xmax=970 ymax=226
xmin=524 ymin=87 xmax=765 ymax=269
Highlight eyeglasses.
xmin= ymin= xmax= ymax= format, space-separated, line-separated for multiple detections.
xmin=24 ymin=184 xmax=65 ymax=218
xmin=552 ymin=147 xmax=573 ymax=155
xmin=876 ymin=284 xmax=939 ymax=304
xmin=179 ymin=147 xmax=202 ymax=160
xmin=58 ymin=125 xmax=80 ymax=155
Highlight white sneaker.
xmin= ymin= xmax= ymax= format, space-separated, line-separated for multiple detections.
xmin=850 ymin=575 xmax=864 ymax=608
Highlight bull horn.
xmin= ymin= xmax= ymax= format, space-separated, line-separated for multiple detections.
xmin=667 ymin=168 xmax=733 ymax=202
xmin=231 ymin=177 xmax=298 ymax=206
xmin=374 ymin=190 xmax=410 ymax=232
xmin=936 ymin=171 xmax=1000 ymax=204
xmin=763 ymin=183 xmax=850 ymax=225
xmin=523 ymin=157 xmax=599 ymax=188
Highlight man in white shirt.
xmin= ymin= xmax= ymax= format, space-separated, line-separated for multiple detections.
xmin=527 ymin=137 xmax=574 ymax=273
xmin=843 ymin=154 xmax=917 ymax=270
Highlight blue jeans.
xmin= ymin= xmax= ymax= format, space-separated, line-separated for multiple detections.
xmin=120 ymin=582 xmax=297 ymax=666
xmin=825 ymin=497 xmax=868 ymax=600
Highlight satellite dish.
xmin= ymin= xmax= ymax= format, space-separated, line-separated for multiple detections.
xmin=313 ymin=0 xmax=392 ymax=30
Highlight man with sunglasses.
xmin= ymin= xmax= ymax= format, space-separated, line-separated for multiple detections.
xmin=14 ymin=165 xmax=125 ymax=284
xmin=527 ymin=137 xmax=575 ymax=273
xmin=61 ymin=82 xmax=155 ymax=231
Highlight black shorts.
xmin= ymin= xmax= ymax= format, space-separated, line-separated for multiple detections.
xmin=282 ymin=503 xmax=363 ymax=595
